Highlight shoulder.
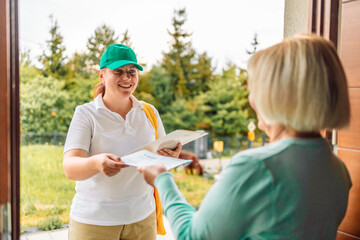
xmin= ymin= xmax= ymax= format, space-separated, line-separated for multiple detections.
xmin=229 ymin=140 xmax=291 ymax=166
xmin=140 ymin=101 xmax=158 ymax=111
xmin=70 ymin=101 xmax=97 ymax=126
xmin=139 ymin=101 xmax=161 ymax=118
xmin=333 ymin=154 xmax=353 ymax=190
xmin=74 ymin=101 xmax=96 ymax=115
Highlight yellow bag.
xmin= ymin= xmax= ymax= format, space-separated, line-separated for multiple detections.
xmin=141 ymin=101 xmax=166 ymax=235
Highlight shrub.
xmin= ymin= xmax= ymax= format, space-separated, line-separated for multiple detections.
xmin=44 ymin=206 xmax=65 ymax=216
xmin=38 ymin=216 xmax=62 ymax=231
xmin=24 ymin=203 xmax=37 ymax=216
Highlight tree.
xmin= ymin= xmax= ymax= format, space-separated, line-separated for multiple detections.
xmin=20 ymin=49 xmax=40 ymax=83
xmin=191 ymin=52 xmax=214 ymax=94
xmin=163 ymin=8 xmax=196 ymax=99
xmin=135 ymin=65 xmax=174 ymax=114
xmin=67 ymin=76 xmax=99 ymax=109
xmin=195 ymin=64 xmax=251 ymax=137
xmin=246 ymin=33 xmax=259 ymax=55
xmin=160 ymin=98 xmax=198 ymax=133
xmin=121 ymin=29 xmax=133 ymax=48
xmin=86 ymin=24 xmax=119 ymax=71
xmin=20 ymin=75 xmax=71 ymax=133
xmin=38 ymin=15 xmax=67 ymax=77
xmin=66 ymin=51 xmax=96 ymax=79
xmin=20 ymin=48 xmax=32 ymax=66
xmin=20 ymin=51 xmax=98 ymax=133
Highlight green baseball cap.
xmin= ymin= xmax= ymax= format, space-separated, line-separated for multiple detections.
xmin=100 ymin=44 xmax=143 ymax=71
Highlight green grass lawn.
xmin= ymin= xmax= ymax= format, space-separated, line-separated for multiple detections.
xmin=20 ymin=145 xmax=75 ymax=230
xmin=20 ymin=145 xmax=214 ymax=231
xmin=170 ymin=169 xmax=214 ymax=210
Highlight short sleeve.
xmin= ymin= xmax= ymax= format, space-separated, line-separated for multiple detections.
xmin=63 ymin=106 xmax=93 ymax=154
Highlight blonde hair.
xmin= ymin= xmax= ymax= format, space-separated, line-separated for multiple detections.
xmin=247 ymin=34 xmax=350 ymax=132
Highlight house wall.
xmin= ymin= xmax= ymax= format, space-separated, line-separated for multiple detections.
xmin=284 ymin=0 xmax=310 ymax=37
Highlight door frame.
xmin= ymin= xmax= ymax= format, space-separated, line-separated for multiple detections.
xmin=0 ymin=0 xmax=20 ymax=239
xmin=309 ymin=0 xmax=360 ymax=239
xmin=309 ymin=0 xmax=340 ymax=144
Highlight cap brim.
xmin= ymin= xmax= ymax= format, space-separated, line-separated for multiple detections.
xmin=106 ymin=60 xmax=143 ymax=71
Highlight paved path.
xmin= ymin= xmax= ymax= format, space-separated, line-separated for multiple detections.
xmin=21 ymin=215 xmax=176 ymax=240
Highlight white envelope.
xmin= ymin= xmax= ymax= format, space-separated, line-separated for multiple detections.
xmin=122 ymin=150 xmax=192 ymax=170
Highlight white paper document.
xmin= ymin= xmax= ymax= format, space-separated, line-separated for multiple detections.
xmin=132 ymin=130 xmax=208 ymax=154
xmin=122 ymin=150 xmax=192 ymax=170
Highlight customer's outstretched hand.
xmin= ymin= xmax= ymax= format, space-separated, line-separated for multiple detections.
xmin=137 ymin=164 xmax=167 ymax=187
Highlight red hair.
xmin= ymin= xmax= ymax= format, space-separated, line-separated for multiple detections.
xmin=94 ymin=81 xmax=105 ymax=99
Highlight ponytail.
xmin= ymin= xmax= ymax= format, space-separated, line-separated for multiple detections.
xmin=94 ymin=81 xmax=105 ymax=99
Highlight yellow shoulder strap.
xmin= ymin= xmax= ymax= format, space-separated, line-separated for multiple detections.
xmin=140 ymin=101 xmax=166 ymax=235
xmin=141 ymin=101 xmax=158 ymax=140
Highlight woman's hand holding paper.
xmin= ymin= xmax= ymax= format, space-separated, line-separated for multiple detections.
xmin=157 ymin=142 xmax=182 ymax=158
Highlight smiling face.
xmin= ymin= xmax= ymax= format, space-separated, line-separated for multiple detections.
xmin=99 ymin=64 xmax=139 ymax=101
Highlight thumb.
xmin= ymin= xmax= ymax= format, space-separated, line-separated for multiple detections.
xmin=107 ymin=154 xmax=121 ymax=162
xmin=137 ymin=167 xmax=144 ymax=173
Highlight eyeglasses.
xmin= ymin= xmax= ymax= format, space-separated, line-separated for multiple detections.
xmin=111 ymin=68 xmax=138 ymax=77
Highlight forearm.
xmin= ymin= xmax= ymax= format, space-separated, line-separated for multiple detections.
xmin=63 ymin=155 xmax=99 ymax=181
xmin=155 ymin=173 xmax=197 ymax=240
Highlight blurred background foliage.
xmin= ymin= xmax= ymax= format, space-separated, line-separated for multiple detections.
xmin=20 ymin=8 xmax=259 ymax=139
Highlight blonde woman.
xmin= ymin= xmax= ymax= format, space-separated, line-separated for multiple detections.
xmin=138 ymin=34 xmax=352 ymax=240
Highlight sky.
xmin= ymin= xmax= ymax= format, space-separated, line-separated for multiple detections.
xmin=19 ymin=0 xmax=285 ymax=71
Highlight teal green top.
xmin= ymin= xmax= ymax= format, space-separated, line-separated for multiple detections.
xmin=155 ymin=137 xmax=352 ymax=240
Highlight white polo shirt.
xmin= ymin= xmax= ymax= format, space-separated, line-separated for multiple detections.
xmin=64 ymin=94 xmax=166 ymax=226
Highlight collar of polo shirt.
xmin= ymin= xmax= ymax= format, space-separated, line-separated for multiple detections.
xmin=94 ymin=94 xmax=142 ymax=111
